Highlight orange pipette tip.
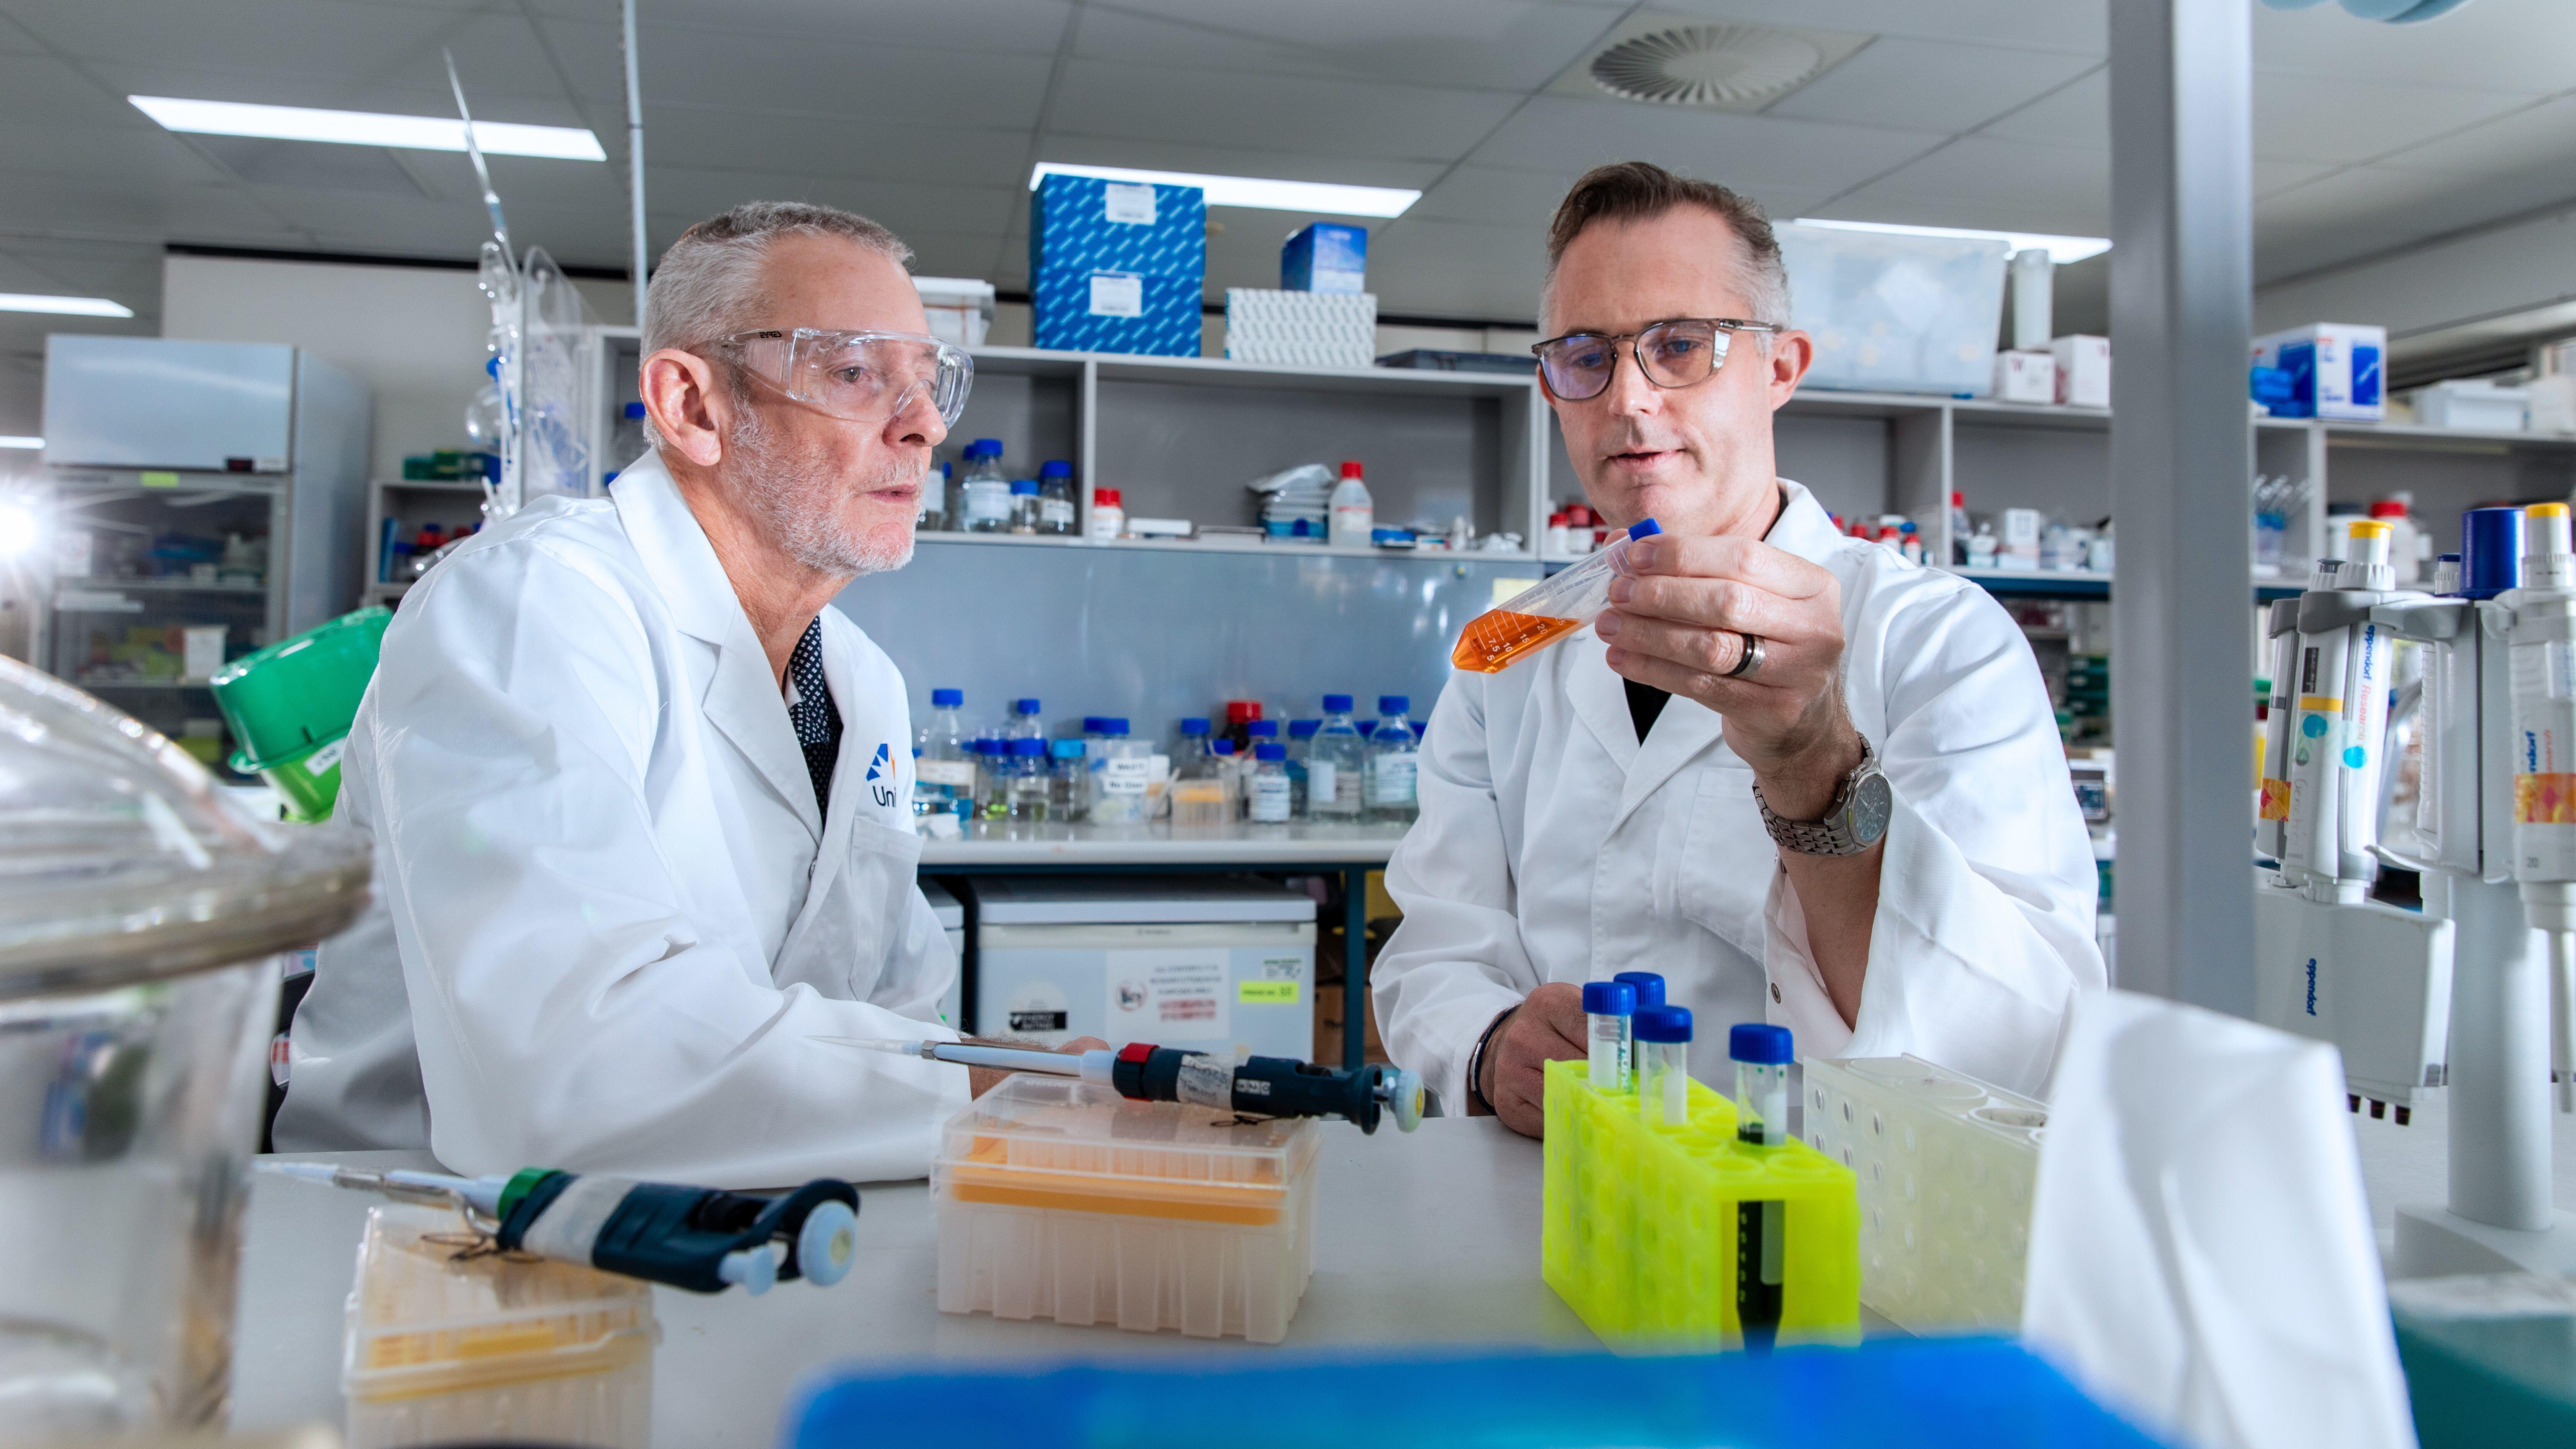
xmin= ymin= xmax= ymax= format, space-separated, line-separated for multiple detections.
xmin=1452 ymin=609 xmax=1583 ymax=673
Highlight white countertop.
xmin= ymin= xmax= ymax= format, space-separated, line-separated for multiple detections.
xmin=230 ymin=1118 xmax=1587 ymax=1447
xmin=918 ymin=818 xmax=1411 ymax=866
xmin=226 ymin=1088 xmax=2571 ymax=1447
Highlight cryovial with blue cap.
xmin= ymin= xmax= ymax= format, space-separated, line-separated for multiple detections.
xmin=1635 ymin=1004 xmax=1692 ymax=1128
xmin=1612 ymin=971 xmax=1666 ymax=1010
xmin=1730 ymin=1021 xmax=1796 ymax=1347
xmin=1582 ymin=980 xmax=1637 ymax=1091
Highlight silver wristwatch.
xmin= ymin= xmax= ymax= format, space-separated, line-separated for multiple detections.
xmin=1753 ymin=737 xmax=1892 ymax=857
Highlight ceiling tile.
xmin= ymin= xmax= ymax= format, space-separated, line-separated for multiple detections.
xmin=18 ymin=2 xmax=573 ymax=103
xmin=638 ymin=33 xmax=1056 ymax=130
xmin=2250 ymin=71 xmax=2535 ymax=167
xmin=2256 ymin=159 xmax=2337 ymax=198
xmin=1048 ymin=58 xmax=1520 ymax=163
xmin=2252 ymin=0 xmax=2576 ymax=97
xmin=557 ymin=0 xmax=1074 ymax=56
xmin=1069 ymin=1 xmax=1614 ymax=92
xmin=1465 ymin=95 xmax=1937 ymax=197
xmin=0 ymin=172 xmax=297 ymax=243
xmin=1978 ymin=65 xmax=2104 ymax=150
xmin=1365 ymin=218 xmax=1549 ymax=319
xmin=1766 ymin=39 xmax=2098 ymax=134
xmin=1024 ymin=135 xmax=1441 ymax=190
xmin=1804 ymin=135 xmax=2109 ymax=235
xmin=1643 ymin=0 xmax=2105 ymax=55
xmin=2256 ymin=163 xmax=2576 ymax=276
xmin=0 ymin=54 xmax=153 ymax=128
xmin=2371 ymin=94 xmax=2576 ymax=189
xmin=0 ymin=122 xmax=237 ymax=186
xmin=1406 ymin=164 xmax=1588 ymax=228
xmin=643 ymin=111 xmax=1032 ymax=190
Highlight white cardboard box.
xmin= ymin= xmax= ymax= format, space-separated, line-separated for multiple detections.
xmin=2051 ymin=335 xmax=2111 ymax=408
xmin=1993 ymin=350 xmax=2057 ymax=404
xmin=2251 ymin=322 xmax=2386 ymax=421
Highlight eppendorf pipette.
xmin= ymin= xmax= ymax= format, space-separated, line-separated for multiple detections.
xmin=258 ymin=1161 xmax=860 ymax=1295
xmin=822 ymin=1038 xmax=1425 ymax=1134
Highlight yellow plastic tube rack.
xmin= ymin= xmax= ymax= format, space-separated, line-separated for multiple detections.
xmin=1541 ymin=1058 xmax=1861 ymax=1351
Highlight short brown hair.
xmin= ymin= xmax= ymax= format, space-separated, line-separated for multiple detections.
xmin=1543 ymin=162 xmax=1790 ymax=330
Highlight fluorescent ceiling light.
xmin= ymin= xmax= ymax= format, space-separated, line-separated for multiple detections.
xmin=1030 ymin=163 xmax=1418 ymax=218
xmin=0 ymin=293 xmax=132 ymax=318
xmin=130 ymin=96 xmax=606 ymax=161
xmin=0 ymin=437 xmax=41 ymax=450
xmin=1791 ymin=219 xmax=2110 ymax=265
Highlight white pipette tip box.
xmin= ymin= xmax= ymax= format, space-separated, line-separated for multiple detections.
xmin=931 ymin=1074 xmax=1321 ymax=1344
xmin=342 ymin=1203 xmax=657 ymax=1449
xmin=1802 ymin=1055 xmax=2045 ymax=1334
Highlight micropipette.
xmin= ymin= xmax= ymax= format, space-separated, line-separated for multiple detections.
xmin=260 ymin=1161 xmax=860 ymax=1295
xmin=820 ymin=1038 xmax=1425 ymax=1134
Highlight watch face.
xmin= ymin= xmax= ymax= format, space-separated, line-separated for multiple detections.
xmin=1847 ymin=769 xmax=1893 ymax=846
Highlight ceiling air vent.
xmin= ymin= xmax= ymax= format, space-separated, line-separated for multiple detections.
xmin=1589 ymin=24 xmax=1825 ymax=108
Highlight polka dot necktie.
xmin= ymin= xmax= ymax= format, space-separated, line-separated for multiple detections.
xmin=785 ymin=617 xmax=840 ymax=818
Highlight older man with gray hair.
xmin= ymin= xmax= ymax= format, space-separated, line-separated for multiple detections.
xmin=278 ymin=202 xmax=1037 ymax=1185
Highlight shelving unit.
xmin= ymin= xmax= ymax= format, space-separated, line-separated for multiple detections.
xmin=364 ymin=478 xmax=491 ymax=607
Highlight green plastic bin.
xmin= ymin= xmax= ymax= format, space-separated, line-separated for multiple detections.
xmin=210 ymin=606 xmax=391 ymax=823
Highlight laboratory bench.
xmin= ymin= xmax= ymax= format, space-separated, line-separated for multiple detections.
xmin=225 ymin=1094 xmax=2569 ymax=1448
xmin=919 ymin=818 xmax=1412 ymax=1069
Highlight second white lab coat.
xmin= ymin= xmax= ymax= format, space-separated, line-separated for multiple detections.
xmin=1373 ymin=481 xmax=2103 ymax=1109
xmin=274 ymin=453 xmax=967 ymax=1186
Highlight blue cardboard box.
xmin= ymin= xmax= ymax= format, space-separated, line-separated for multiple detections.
xmin=1029 ymin=174 xmax=1206 ymax=281
xmin=1282 ymin=222 xmax=1367 ymax=293
xmin=1032 ymin=268 xmax=1201 ymax=356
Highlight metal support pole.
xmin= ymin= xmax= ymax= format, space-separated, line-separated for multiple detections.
xmin=1345 ymin=864 xmax=1370 ymax=1070
xmin=2108 ymin=0 xmax=2256 ymax=1014
xmin=620 ymin=0 xmax=649 ymax=327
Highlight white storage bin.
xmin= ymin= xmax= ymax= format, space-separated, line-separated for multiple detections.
xmin=971 ymin=876 xmax=1314 ymax=1056
xmin=1802 ymin=1055 xmax=2044 ymax=1333
xmin=913 ymin=276 xmax=995 ymax=348
xmin=934 ymin=1075 xmax=1320 ymax=1343
xmin=342 ymin=1203 xmax=656 ymax=1449
xmin=1775 ymin=224 xmax=2009 ymax=396
xmin=2412 ymin=378 xmax=2528 ymax=432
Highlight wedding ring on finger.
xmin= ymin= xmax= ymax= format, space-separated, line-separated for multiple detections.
xmin=1725 ymin=631 xmax=1766 ymax=679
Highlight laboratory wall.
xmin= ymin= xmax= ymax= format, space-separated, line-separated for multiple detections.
xmin=159 ymin=254 xmax=632 ymax=483
xmin=832 ymin=538 xmax=1539 ymax=736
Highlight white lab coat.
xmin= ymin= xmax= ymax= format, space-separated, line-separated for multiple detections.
xmin=1373 ymin=481 xmax=2103 ymax=1109
xmin=275 ymin=453 xmax=967 ymax=1186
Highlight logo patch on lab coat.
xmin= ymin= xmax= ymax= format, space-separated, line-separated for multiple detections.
xmin=866 ymin=743 xmax=890 ymax=782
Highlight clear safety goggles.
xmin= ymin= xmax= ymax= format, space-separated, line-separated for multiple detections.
xmin=712 ymin=328 xmax=974 ymax=429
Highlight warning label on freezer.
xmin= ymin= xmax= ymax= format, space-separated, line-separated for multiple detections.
xmin=1106 ymin=950 xmax=1228 ymax=1042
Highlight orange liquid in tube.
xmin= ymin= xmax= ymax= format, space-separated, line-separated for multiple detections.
xmin=1451 ymin=610 xmax=1584 ymax=672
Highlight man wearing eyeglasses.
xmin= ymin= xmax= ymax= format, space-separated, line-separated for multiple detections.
xmin=1373 ymin=163 xmax=2102 ymax=1135
xmin=278 ymin=202 xmax=1062 ymax=1184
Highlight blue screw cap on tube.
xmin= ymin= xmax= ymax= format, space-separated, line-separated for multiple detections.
xmin=1380 ymin=695 xmax=1410 ymax=715
xmin=1634 ymin=1005 xmax=1693 ymax=1044
xmin=1015 ymin=698 xmax=1041 ymax=715
xmin=1009 ymin=737 xmax=1044 ymax=757
xmin=1729 ymin=1023 xmax=1794 ymax=1065
xmin=1626 ymin=518 xmax=1662 ymax=539
xmin=1255 ymin=742 xmax=1286 ymax=761
xmin=932 ymin=688 xmax=963 ymax=708
xmin=1612 ymin=971 xmax=1666 ymax=1009
xmin=1582 ymin=980 xmax=1637 ymax=1015
xmin=1101 ymin=718 xmax=1130 ymax=734
xmin=2460 ymin=506 xmax=2525 ymax=600
xmin=1180 ymin=717 xmax=1210 ymax=736
xmin=1322 ymin=694 xmax=1354 ymax=712
xmin=1082 ymin=716 xmax=1105 ymax=733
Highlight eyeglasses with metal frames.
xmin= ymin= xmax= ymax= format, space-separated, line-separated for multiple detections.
xmin=1530 ymin=317 xmax=1783 ymax=401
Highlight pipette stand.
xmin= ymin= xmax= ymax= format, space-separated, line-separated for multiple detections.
xmin=2376 ymin=595 xmax=2576 ymax=1278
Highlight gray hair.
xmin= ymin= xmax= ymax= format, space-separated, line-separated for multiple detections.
xmin=642 ymin=200 xmax=913 ymax=356
xmin=1539 ymin=162 xmax=1790 ymax=339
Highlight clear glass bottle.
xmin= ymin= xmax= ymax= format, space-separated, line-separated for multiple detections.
xmin=1365 ymin=695 xmax=1420 ymax=824
xmin=975 ymin=737 xmax=1010 ymax=818
xmin=1086 ymin=719 xmax=1153 ymax=825
xmin=919 ymin=462 xmax=951 ymax=531
xmin=1008 ymin=478 xmax=1040 ymax=534
xmin=1247 ymin=743 xmax=1293 ymax=824
xmin=1036 ymin=460 xmax=1077 ymax=536
xmin=1172 ymin=716 xmax=1212 ymax=772
xmin=959 ymin=440 xmax=1012 ymax=534
xmin=1004 ymin=736 xmax=1050 ymax=820
xmin=1306 ymin=695 xmax=1365 ymax=819
xmin=914 ymin=687 xmax=975 ymax=819
xmin=1010 ymin=698 xmax=1044 ymax=740
xmin=1285 ymin=719 xmax=1319 ymax=817
xmin=1047 ymin=738 xmax=1089 ymax=821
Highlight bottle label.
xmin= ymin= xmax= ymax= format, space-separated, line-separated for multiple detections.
xmin=1369 ymin=752 xmax=1418 ymax=805
xmin=964 ymin=480 xmax=1011 ymax=523
xmin=1088 ymin=511 xmax=1122 ymax=540
xmin=1251 ymin=774 xmax=1291 ymax=822
xmin=1332 ymin=505 xmax=1372 ymax=541
xmin=917 ymin=760 xmax=976 ymax=788
xmin=1099 ymin=756 xmax=1150 ymax=795
xmin=1042 ymin=498 xmax=1076 ymax=527
xmin=1306 ymin=762 xmax=1339 ymax=811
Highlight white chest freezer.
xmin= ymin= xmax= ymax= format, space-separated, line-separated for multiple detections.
xmin=922 ymin=880 xmax=965 ymax=1030
xmin=971 ymin=877 xmax=1315 ymax=1061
